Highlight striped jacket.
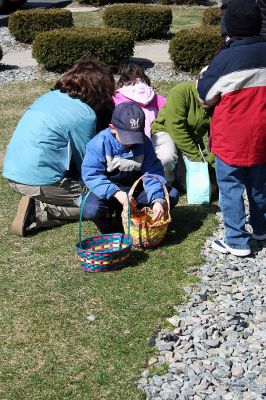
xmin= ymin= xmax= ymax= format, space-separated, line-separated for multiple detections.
xmin=197 ymin=37 xmax=266 ymax=167
xmin=81 ymin=128 xmax=166 ymax=202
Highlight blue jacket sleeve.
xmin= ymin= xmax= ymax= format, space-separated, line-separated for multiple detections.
xmin=81 ymin=136 xmax=120 ymax=200
xmin=141 ymin=136 xmax=166 ymax=203
xmin=69 ymin=110 xmax=97 ymax=174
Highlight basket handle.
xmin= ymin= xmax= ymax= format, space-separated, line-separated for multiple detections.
xmin=78 ymin=184 xmax=131 ymax=246
xmin=127 ymin=174 xmax=170 ymax=213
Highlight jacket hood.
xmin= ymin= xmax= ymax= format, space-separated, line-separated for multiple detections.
xmin=116 ymin=81 xmax=155 ymax=106
xmin=106 ymin=128 xmax=132 ymax=154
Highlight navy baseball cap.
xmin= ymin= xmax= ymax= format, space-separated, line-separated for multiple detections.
xmin=111 ymin=102 xmax=145 ymax=145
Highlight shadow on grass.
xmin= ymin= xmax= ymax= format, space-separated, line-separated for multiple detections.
xmin=162 ymin=203 xmax=219 ymax=247
xmin=127 ymin=248 xmax=149 ymax=267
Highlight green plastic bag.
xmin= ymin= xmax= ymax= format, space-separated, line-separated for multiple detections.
xmin=183 ymin=147 xmax=211 ymax=205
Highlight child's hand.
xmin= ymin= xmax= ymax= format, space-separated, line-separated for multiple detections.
xmin=114 ymin=190 xmax=128 ymax=206
xmin=152 ymin=202 xmax=164 ymax=222
xmin=129 ymin=196 xmax=137 ymax=210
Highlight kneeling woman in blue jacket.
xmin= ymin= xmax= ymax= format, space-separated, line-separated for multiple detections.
xmin=3 ymin=60 xmax=115 ymax=236
xmin=81 ymin=102 xmax=179 ymax=234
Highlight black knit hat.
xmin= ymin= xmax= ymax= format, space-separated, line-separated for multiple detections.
xmin=225 ymin=0 xmax=262 ymax=37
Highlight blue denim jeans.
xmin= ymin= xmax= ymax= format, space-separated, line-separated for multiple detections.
xmin=216 ymin=157 xmax=266 ymax=250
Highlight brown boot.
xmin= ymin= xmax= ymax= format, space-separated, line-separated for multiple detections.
xmin=11 ymin=196 xmax=35 ymax=236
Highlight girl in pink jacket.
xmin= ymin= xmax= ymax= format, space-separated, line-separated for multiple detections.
xmin=113 ymin=63 xmax=166 ymax=138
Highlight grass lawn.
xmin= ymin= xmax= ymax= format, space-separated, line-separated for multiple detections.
xmin=0 ymin=81 xmax=217 ymax=400
xmin=72 ymin=6 xmax=204 ymax=34
xmin=73 ymin=10 xmax=104 ymax=29
xmin=171 ymin=7 xmax=204 ymax=33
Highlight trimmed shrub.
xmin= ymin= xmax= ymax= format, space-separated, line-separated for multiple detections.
xmin=169 ymin=27 xmax=223 ymax=73
xmin=102 ymin=4 xmax=172 ymax=40
xmin=175 ymin=0 xmax=197 ymax=3
xmin=159 ymin=0 xmax=197 ymax=4
xmin=159 ymin=0 xmax=173 ymax=4
xmin=78 ymin=0 xmax=140 ymax=5
xmin=32 ymin=27 xmax=134 ymax=71
xmin=202 ymin=7 xmax=221 ymax=26
xmin=8 ymin=9 xmax=73 ymax=44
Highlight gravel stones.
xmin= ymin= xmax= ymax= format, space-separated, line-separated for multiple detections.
xmin=0 ymin=64 xmax=60 ymax=84
xmin=138 ymin=208 xmax=266 ymax=399
xmin=141 ymin=62 xmax=195 ymax=83
xmin=0 ymin=27 xmax=27 ymax=53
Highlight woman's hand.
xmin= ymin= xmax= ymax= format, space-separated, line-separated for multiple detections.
xmin=152 ymin=202 xmax=164 ymax=222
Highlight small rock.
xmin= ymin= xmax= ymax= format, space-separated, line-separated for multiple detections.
xmin=148 ymin=357 xmax=158 ymax=366
xmin=86 ymin=314 xmax=97 ymax=321
xmin=232 ymin=363 xmax=244 ymax=378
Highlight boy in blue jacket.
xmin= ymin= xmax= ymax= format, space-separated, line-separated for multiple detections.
xmin=81 ymin=102 xmax=179 ymax=233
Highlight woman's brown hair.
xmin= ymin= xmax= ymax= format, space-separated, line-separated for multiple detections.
xmin=117 ymin=63 xmax=151 ymax=88
xmin=54 ymin=60 xmax=115 ymax=112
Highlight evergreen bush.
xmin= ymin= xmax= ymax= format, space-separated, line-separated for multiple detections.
xmin=32 ymin=27 xmax=134 ymax=71
xmin=159 ymin=0 xmax=173 ymax=4
xmin=159 ymin=0 xmax=197 ymax=4
xmin=8 ymin=9 xmax=73 ymax=43
xmin=78 ymin=0 xmax=140 ymax=5
xmin=202 ymin=7 xmax=221 ymax=26
xmin=102 ymin=4 xmax=172 ymax=40
xmin=169 ymin=27 xmax=222 ymax=73
xmin=176 ymin=0 xmax=197 ymax=3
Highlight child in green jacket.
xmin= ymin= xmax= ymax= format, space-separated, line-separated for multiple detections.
xmin=151 ymin=82 xmax=215 ymax=189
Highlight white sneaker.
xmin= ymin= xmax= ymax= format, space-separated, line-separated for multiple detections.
xmin=211 ymin=240 xmax=251 ymax=257
xmin=252 ymin=233 xmax=266 ymax=241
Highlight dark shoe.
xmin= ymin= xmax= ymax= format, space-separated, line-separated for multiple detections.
xmin=11 ymin=196 xmax=35 ymax=236
xmin=252 ymin=233 xmax=266 ymax=241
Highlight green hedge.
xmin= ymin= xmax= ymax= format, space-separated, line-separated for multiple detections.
xmin=8 ymin=9 xmax=73 ymax=44
xmin=102 ymin=4 xmax=172 ymax=40
xmin=178 ymin=0 xmax=197 ymax=3
xmin=159 ymin=0 xmax=173 ymax=4
xmin=169 ymin=27 xmax=223 ymax=73
xmin=32 ymin=27 xmax=134 ymax=71
xmin=159 ymin=0 xmax=197 ymax=4
xmin=202 ymin=7 xmax=221 ymax=26
xmin=78 ymin=0 xmax=140 ymax=5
